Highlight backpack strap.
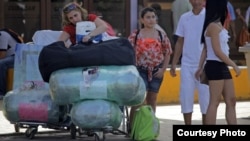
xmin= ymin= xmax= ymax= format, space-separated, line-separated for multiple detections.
xmin=157 ymin=30 xmax=163 ymax=43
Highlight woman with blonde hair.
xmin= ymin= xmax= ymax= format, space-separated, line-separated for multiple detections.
xmin=59 ymin=2 xmax=115 ymax=47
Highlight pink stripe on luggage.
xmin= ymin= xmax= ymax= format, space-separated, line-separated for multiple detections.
xmin=18 ymin=103 xmax=48 ymax=122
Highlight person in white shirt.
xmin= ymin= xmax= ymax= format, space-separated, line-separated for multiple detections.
xmin=170 ymin=0 xmax=209 ymax=125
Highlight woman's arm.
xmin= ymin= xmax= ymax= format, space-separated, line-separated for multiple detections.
xmin=161 ymin=36 xmax=172 ymax=70
xmin=195 ymin=44 xmax=207 ymax=80
xmin=58 ymin=31 xmax=71 ymax=48
xmin=208 ymin=23 xmax=241 ymax=77
xmin=82 ymin=17 xmax=108 ymax=42
xmin=154 ymin=34 xmax=172 ymax=78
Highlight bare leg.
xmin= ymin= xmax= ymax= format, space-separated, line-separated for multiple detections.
xmin=222 ymin=79 xmax=237 ymax=124
xmin=205 ymin=80 xmax=223 ymax=124
xmin=202 ymin=114 xmax=206 ymax=125
xmin=183 ymin=113 xmax=192 ymax=125
xmin=146 ymin=91 xmax=157 ymax=112
xmin=205 ymin=101 xmax=220 ymax=124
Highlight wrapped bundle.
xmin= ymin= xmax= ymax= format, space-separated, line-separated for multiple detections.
xmin=49 ymin=65 xmax=146 ymax=105
xmin=2 ymin=89 xmax=68 ymax=123
xmin=70 ymin=100 xmax=122 ymax=129
xmin=13 ymin=43 xmax=49 ymax=90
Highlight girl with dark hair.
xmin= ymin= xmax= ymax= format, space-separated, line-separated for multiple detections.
xmin=195 ymin=0 xmax=241 ymax=125
xmin=128 ymin=7 xmax=172 ymax=125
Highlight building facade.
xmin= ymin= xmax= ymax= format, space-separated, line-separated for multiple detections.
xmin=0 ymin=0 xmax=249 ymax=62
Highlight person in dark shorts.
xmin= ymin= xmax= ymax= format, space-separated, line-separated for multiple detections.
xmin=195 ymin=0 xmax=241 ymax=125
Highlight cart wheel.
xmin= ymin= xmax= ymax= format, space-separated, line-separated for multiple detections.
xmin=14 ymin=124 xmax=20 ymax=133
xmin=70 ymin=123 xmax=76 ymax=139
xmin=94 ymin=132 xmax=105 ymax=141
xmin=25 ymin=127 xmax=37 ymax=139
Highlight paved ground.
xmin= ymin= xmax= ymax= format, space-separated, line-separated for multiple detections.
xmin=0 ymin=100 xmax=250 ymax=141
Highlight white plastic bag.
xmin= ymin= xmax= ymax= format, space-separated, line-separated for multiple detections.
xmin=76 ymin=21 xmax=97 ymax=43
xmin=32 ymin=30 xmax=71 ymax=46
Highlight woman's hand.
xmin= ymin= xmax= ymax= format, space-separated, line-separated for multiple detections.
xmin=195 ymin=68 xmax=203 ymax=81
xmin=153 ymin=68 xmax=165 ymax=78
xmin=233 ymin=66 xmax=241 ymax=77
xmin=170 ymin=65 xmax=177 ymax=77
xmin=82 ymin=35 xmax=92 ymax=42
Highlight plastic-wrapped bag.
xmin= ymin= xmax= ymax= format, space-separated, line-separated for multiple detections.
xmin=32 ymin=30 xmax=71 ymax=46
xmin=14 ymin=43 xmax=49 ymax=90
xmin=2 ymin=89 xmax=68 ymax=123
xmin=70 ymin=99 xmax=122 ymax=129
xmin=49 ymin=65 xmax=146 ymax=106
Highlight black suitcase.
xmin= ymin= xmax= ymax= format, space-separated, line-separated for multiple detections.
xmin=38 ymin=38 xmax=135 ymax=82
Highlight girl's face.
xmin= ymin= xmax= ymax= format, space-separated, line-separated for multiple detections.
xmin=66 ymin=10 xmax=82 ymax=25
xmin=141 ymin=11 xmax=157 ymax=28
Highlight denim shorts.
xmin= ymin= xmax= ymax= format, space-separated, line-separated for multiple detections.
xmin=137 ymin=67 xmax=163 ymax=93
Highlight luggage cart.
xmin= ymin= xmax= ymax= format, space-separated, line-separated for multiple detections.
xmin=9 ymin=104 xmax=73 ymax=139
xmin=13 ymin=120 xmax=73 ymax=139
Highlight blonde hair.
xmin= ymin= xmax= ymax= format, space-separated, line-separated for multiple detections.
xmin=61 ymin=2 xmax=88 ymax=26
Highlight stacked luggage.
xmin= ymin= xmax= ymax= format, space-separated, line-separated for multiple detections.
xmin=2 ymin=33 xmax=146 ymax=140
xmin=38 ymin=37 xmax=146 ymax=140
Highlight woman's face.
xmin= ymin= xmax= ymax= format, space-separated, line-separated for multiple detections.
xmin=66 ymin=10 xmax=82 ymax=25
xmin=141 ymin=11 xmax=157 ymax=28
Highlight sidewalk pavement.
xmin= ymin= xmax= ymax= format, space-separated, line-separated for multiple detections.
xmin=0 ymin=100 xmax=250 ymax=141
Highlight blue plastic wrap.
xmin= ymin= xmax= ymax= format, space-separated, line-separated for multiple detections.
xmin=14 ymin=43 xmax=49 ymax=90
xmin=70 ymin=100 xmax=122 ymax=129
xmin=49 ymin=65 xmax=146 ymax=106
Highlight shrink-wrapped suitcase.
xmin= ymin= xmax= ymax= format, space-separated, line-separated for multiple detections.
xmin=70 ymin=99 xmax=122 ymax=129
xmin=49 ymin=65 xmax=146 ymax=105
xmin=2 ymin=89 xmax=68 ymax=123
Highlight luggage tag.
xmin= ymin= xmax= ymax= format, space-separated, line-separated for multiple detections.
xmin=82 ymin=67 xmax=98 ymax=88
